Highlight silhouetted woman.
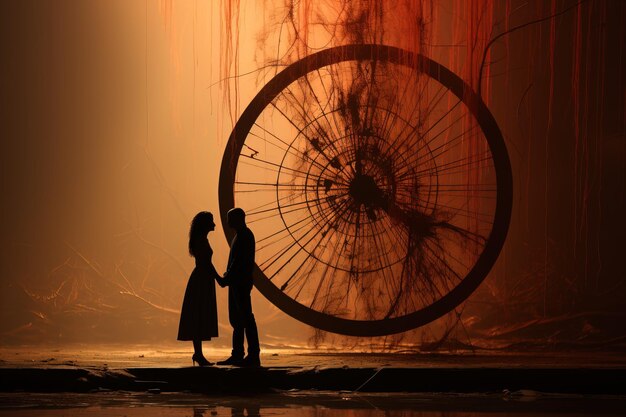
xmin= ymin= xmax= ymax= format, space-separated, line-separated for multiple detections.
xmin=177 ymin=211 xmax=219 ymax=366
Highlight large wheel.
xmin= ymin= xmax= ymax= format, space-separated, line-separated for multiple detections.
xmin=219 ymin=44 xmax=512 ymax=336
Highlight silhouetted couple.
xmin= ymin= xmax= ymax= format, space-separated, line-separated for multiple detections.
xmin=177 ymin=208 xmax=260 ymax=367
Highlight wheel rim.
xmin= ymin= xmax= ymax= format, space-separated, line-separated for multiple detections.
xmin=219 ymin=44 xmax=512 ymax=336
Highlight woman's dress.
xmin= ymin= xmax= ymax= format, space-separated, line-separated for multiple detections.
xmin=177 ymin=239 xmax=219 ymax=340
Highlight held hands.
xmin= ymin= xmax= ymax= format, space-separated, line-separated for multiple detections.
xmin=215 ymin=275 xmax=227 ymax=288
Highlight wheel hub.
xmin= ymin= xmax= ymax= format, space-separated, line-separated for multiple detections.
xmin=349 ymin=173 xmax=386 ymax=210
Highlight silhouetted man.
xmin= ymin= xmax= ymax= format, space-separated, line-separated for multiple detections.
xmin=217 ymin=208 xmax=260 ymax=367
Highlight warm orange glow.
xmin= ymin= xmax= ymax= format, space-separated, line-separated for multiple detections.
xmin=1 ymin=0 xmax=624 ymax=352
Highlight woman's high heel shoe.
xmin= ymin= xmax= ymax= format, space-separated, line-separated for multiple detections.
xmin=192 ymin=353 xmax=213 ymax=367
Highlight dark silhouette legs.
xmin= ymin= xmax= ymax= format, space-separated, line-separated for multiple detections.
xmin=232 ymin=314 xmax=259 ymax=358
xmin=193 ymin=339 xmax=202 ymax=356
xmin=192 ymin=339 xmax=212 ymax=366
xmin=221 ymin=287 xmax=260 ymax=366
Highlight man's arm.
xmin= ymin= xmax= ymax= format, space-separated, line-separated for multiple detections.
xmin=222 ymin=230 xmax=254 ymax=285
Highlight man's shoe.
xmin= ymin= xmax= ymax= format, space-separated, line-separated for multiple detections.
xmin=216 ymin=356 xmax=244 ymax=366
xmin=241 ymin=355 xmax=261 ymax=367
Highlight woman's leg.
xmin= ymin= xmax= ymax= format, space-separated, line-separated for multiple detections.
xmin=193 ymin=339 xmax=202 ymax=356
xmin=192 ymin=339 xmax=212 ymax=366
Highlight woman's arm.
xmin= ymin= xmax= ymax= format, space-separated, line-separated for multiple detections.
xmin=207 ymin=262 xmax=226 ymax=287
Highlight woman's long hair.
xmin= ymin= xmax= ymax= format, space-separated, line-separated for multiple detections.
xmin=189 ymin=211 xmax=213 ymax=256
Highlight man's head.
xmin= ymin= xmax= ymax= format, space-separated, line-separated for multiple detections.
xmin=227 ymin=207 xmax=246 ymax=230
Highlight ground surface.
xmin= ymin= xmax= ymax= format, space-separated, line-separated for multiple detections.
xmin=1 ymin=345 xmax=625 ymax=395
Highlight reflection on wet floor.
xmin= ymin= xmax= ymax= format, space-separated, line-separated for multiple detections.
xmin=1 ymin=392 xmax=625 ymax=417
